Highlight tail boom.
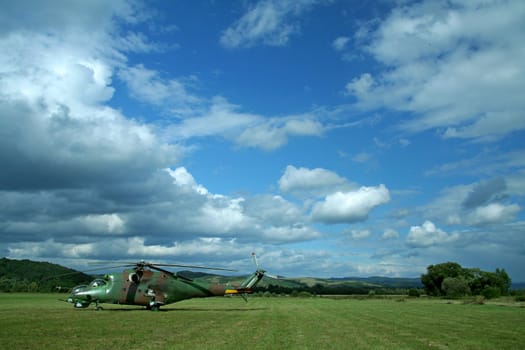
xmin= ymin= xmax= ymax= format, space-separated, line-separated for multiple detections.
xmin=224 ymin=270 xmax=265 ymax=296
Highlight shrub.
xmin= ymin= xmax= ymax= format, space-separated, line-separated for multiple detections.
xmin=474 ymin=296 xmax=485 ymax=305
xmin=481 ymin=286 xmax=501 ymax=299
xmin=408 ymin=288 xmax=421 ymax=297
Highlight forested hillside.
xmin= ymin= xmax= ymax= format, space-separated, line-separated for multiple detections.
xmin=0 ymin=258 xmax=92 ymax=292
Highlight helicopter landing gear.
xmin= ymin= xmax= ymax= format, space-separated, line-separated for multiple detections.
xmin=94 ymin=301 xmax=103 ymax=311
xmin=148 ymin=299 xmax=163 ymax=311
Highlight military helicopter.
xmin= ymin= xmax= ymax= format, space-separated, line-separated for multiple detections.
xmin=66 ymin=253 xmax=267 ymax=311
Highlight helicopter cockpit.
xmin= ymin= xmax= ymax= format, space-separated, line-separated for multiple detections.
xmin=89 ymin=278 xmax=107 ymax=288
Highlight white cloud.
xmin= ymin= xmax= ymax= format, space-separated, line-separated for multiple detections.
xmin=352 ymin=152 xmax=372 ymax=163
xmin=332 ymin=36 xmax=350 ymax=51
xmin=399 ymin=138 xmax=410 ymax=147
xmin=0 ymin=1 xmax=181 ymax=194
xmin=262 ymin=225 xmax=320 ymax=243
xmin=243 ymin=195 xmax=303 ymax=226
xmin=118 ymin=64 xmax=201 ymax=108
xmin=165 ymin=96 xmax=261 ymax=140
xmin=162 ymin=94 xmax=324 ymax=150
xmin=406 ymin=220 xmax=459 ymax=247
xmin=345 ymin=73 xmax=375 ymax=100
xmin=347 ymin=0 xmax=525 ymax=141
xmin=279 ymin=165 xmax=347 ymax=194
xmin=423 ymin=178 xmax=521 ymax=226
xmin=81 ymin=214 xmax=125 ymax=234
xmin=311 ymin=184 xmax=390 ymax=223
xmin=382 ymin=229 xmax=399 ymax=240
xmin=466 ymin=203 xmax=520 ymax=225
xmin=0 ymin=0 xmax=137 ymax=37
xmin=236 ymin=117 xmax=323 ymax=150
xmin=349 ymin=229 xmax=372 ymax=240
xmin=7 ymin=236 xmax=247 ymax=263
xmin=166 ymin=167 xmax=209 ymax=195
xmin=220 ymin=0 xmax=317 ymax=48
xmin=195 ymin=198 xmax=253 ymax=234
xmin=125 ymin=237 xmax=246 ymax=259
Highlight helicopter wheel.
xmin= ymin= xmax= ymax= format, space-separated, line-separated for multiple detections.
xmin=95 ymin=301 xmax=103 ymax=311
xmin=148 ymin=300 xmax=161 ymax=311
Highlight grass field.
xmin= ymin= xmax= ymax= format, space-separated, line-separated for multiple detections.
xmin=0 ymin=294 xmax=524 ymax=349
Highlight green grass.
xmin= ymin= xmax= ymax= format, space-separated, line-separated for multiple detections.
xmin=0 ymin=294 xmax=524 ymax=349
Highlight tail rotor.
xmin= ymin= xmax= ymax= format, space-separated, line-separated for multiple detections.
xmin=251 ymin=252 xmax=279 ymax=279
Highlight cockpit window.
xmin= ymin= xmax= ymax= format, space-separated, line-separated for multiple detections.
xmin=72 ymin=285 xmax=87 ymax=293
xmin=90 ymin=279 xmax=107 ymax=288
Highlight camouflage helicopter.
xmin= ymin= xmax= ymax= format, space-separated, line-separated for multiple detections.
xmin=66 ymin=254 xmax=267 ymax=311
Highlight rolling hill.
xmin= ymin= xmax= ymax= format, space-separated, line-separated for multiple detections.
xmin=0 ymin=257 xmax=92 ymax=292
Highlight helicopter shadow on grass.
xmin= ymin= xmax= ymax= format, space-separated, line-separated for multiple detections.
xmin=170 ymin=306 xmax=268 ymax=312
xmin=92 ymin=306 xmax=268 ymax=313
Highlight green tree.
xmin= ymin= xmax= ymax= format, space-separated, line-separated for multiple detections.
xmin=421 ymin=262 xmax=512 ymax=297
xmin=494 ymin=268 xmax=511 ymax=295
xmin=442 ymin=277 xmax=470 ymax=298
xmin=421 ymin=262 xmax=464 ymax=296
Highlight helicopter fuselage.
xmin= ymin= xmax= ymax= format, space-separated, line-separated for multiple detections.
xmin=69 ymin=270 xmax=227 ymax=309
xmin=68 ymin=268 xmax=263 ymax=310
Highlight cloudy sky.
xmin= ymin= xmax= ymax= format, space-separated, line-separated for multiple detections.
xmin=1 ymin=0 xmax=524 ymax=281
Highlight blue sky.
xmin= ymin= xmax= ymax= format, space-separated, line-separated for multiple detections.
xmin=1 ymin=0 xmax=524 ymax=281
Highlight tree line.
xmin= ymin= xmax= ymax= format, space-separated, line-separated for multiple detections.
xmin=421 ymin=262 xmax=511 ymax=298
xmin=0 ymin=257 xmax=518 ymax=299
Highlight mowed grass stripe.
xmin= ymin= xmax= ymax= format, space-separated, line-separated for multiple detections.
xmin=0 ymin=294 xmax=524 ymax=349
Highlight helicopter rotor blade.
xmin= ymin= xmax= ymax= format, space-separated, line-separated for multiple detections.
xmin=150 ymin=262 xmax=237 ymax=272
xmin=42 ymin=264 xmax=134 ymax=281
xmin=251 ymin=252 xmax=260 ymax=270
xmin=91 ymin=260 xmax=237 ymax=272
xmin=87 ymin=259 xmax=238 ymax=273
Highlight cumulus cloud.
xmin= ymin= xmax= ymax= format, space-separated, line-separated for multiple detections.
xmin=278 ymin=165 xmax=348 ymax=194
xmin=424 ymin=178 xmax=520 ymax=226
xmin=406 ymin=221 xmax=459 ymax=247
xmin=466 ymin=203 xmax=521 ymax=225
xmin=219 ymin=0 xmax=317 ymax=48
xmin=7 ymin=236 xmax=247 ymax=263
xmin=0 ymin=4 xmax=180 ymax=193
xmin=0 ymin=1 xmax=330 ymax=266
xmin=347 ymin=0 xmax=525 ymax=141
xmin=166 ymin=167 xmax=209 ymax=195
xmin=311 ymin=184 xmax=390 ymax=223
xmin=243 ymin=195 xmax=303 ymax=226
